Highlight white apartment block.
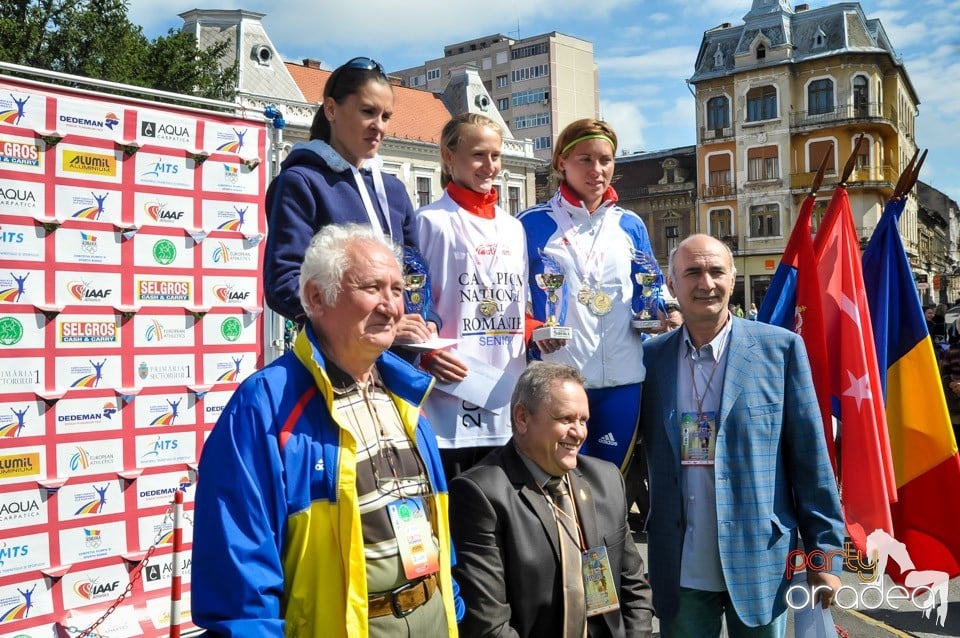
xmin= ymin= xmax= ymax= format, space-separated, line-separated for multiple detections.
xmin=393 ymin=32 xmax=600 ymax=160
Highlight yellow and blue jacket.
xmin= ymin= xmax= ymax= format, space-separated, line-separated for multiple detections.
xmin=193 ymin=325 xmax=462 ymax=637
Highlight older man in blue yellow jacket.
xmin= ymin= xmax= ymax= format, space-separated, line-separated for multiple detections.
xmin=193 ymin=223 xmax=463 ymax=637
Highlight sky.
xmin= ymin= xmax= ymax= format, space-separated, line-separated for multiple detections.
xmin=127 ymin=0 xmax=960 ymax=204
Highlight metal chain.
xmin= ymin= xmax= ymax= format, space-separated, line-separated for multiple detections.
xmin=65 ymin=503 xmax=177 ymax=637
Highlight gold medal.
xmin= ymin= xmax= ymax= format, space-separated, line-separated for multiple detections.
xmin=479 ymin=298 xmax=499 ymax=317
xmin=590 ymin=291 xmax=613 ymax=315
xmin=577 ymin=288 xmax=595 ymax=305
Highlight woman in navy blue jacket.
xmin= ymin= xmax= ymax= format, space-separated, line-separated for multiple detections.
xmin=264 ymin=57 xmax=430 ymax=343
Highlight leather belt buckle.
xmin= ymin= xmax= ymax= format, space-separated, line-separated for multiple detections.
xmin=389 ymin=579 xmax=422 ymax=618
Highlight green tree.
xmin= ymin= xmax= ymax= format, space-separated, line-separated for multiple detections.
xmin=0 ymin=0 xmax=236 ymax=100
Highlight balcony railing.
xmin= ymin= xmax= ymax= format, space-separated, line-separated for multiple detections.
xmin=699 ymin=125 xmax=735 ymax=142
xmin=789 ymin=102 xmax=899 ymax=129
xmin=790 ymin=164 xmax=897 ymax=191
xmin=700 ymin=183 xmax=737 ymax=199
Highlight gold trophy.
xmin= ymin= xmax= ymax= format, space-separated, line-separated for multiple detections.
xmin=533 ymin=251 xmax=574 ymax=341
xmin=631 ymin=248 xmax=665 ymax=331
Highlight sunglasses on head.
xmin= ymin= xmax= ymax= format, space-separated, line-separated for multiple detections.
xmin=327 ymin=57 xmax=388 ymax=98
xmin=343 ymin=56 xmax=386 ymax=76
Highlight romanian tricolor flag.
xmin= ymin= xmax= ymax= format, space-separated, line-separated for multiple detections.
xmin=862 ymin=196 xmax=960 ymax=581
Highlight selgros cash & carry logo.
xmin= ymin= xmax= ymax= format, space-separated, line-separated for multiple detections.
xmin=59 ymin=319 xmax=118 ymax=344
xmin=0 ymin=139 xmax=41 ymax=168
xmin=137 ymin=279 xmax=190 ymax=302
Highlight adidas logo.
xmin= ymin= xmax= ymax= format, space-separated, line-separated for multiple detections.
xmin=598 ymin=432 xmax=617 ymax=446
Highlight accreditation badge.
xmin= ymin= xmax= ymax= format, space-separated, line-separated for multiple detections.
xmin=387 ymin=497 xmax=440 ymax=579
xmin=581 ymin=545 xmax=619 ymax=616
xmin=680 ymin=411 xmax=717 ymax=465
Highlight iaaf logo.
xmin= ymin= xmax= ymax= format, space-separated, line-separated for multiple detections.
xmin=213 ymin=283 xmax=250 ymax=303
xmin=67 ymin=279 xmax=112 ymax=301
xmin=786 ymin=529 xmax=950 ymax=626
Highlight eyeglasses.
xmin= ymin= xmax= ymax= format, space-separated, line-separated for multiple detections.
xmin=327 ymin=56 xmax=388 ymax=99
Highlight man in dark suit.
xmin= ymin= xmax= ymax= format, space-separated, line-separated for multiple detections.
xmin=449 ymin=362 xmax=653 ymax=638
xmin=640 ymin=234 xmax=845 ymax=637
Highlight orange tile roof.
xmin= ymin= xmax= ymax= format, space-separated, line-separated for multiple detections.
xmin=285 ymin=61 xmax=450 ymax=144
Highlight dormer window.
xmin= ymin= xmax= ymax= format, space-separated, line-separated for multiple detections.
xmin=714 ymin=47 xmax=724 ymax=67
xmin=756 ymin=44 xmax=766 ymax=60
xmin=813 ymin=28 xmax=826 ymax=49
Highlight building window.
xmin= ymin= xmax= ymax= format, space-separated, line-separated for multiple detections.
xmin=513 ymin=112 xmax=551 ymax=130
xmin=511 ymin=42 xmax=550 ymax=60
xmin=707 ymin=96 xmax=729 ymax=131
xmin=746 ymin=86 xmax=777 ymax=122
xmin=665 ymin=225 xmax=680 ymax=253
xmin=808 ymin=79 xmax=834 ymax=115
xmin=853 ymin=76 xmax=869 ymax=117
xmin=756 ymin=44 xmax=766 ymax=60
xmin=416 ymin=177 xmax=432 ymax=207
xmin=496 ymin=75 xmax=508 ymax=88
xmin=709 ymin=169 xmax=730 ymax=187
xmin=750 ymin=204 xmax=780 ymax=237
xmin=808 ymin=140 xmax=836 ymax=174
xmin=710 ymin=209 xmax=732 ymax=237
xmin=511 ymin=64 xmax=549 ymax=83
xmin=508 ymin=186 xmax=521 ymax=215
xmin=747 ymin=145 xmax=779 ymax=181
xmin=512 ymin=88 xmax=550 ymax=107
xmin=427 ymin=68 xmax=440 ymax=81
xmin=811 ymin=199 xmax=829 ymax=234
xmin=497 ymin=97 xmax=510 ymax=111
xmin=534 ymin=136 xmax=552 ymax=150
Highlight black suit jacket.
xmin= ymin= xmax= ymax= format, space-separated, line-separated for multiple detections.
xmin=449 ymin=442 xmax=653 ymax=638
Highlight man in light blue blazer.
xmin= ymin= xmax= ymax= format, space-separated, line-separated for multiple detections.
xmin=639 ymin=234 xmax=845 ymax=638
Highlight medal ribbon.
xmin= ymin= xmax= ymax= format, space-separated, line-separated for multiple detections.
xmin=687 ymin=325 xmax=730 ymax=417
xmin=350 ymin=161 xmax=392 ymax=242
xmin=550 ymin=193 xmax=612 ymax=292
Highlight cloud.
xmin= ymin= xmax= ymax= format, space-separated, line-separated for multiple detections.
xmin=600 ymin=100 xmax=648 ymax=154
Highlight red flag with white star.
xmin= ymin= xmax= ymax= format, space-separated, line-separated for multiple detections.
xmin=814 ymin=185 xmax=896 ymax=552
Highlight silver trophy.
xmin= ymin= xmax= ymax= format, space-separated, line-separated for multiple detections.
xmin=533 ymin=251 xmax=574 ymax=341
xmin=631 ymin=248 xmax=665 ymax=331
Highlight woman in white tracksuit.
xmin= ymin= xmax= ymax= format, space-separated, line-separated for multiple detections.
xmin=518 ymin=118 xmax=661 ymax=472
xmin=416 ymin=113 xmax=528 ymax=478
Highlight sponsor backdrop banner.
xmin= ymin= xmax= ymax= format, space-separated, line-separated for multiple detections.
xmin=0 ymin=75 xmax=267 ymax=636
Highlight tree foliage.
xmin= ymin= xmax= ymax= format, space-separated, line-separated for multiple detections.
xmin=0 ymin=0 xmax=237 ymax=100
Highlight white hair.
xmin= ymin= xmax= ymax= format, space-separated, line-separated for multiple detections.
xmin=298 ymin=224 xmax=401 ymax=316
